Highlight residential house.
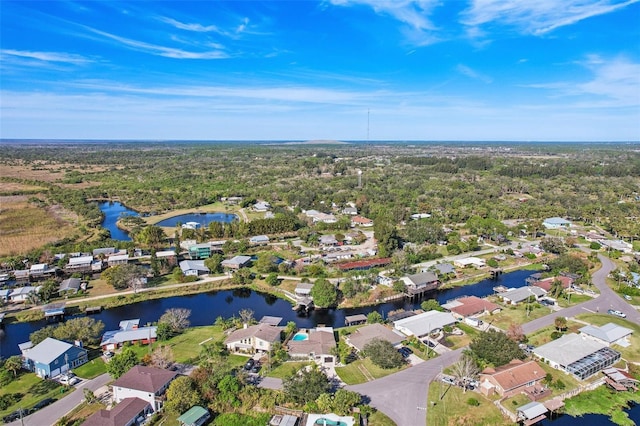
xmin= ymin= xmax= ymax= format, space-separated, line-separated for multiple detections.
xmin=498 ymin=286 xmax=547 ymax=305
xmin=187 ymin=243 xmax=213 ymax=260
xmin=602 ymin=367 xmax=640 ymax=391
xmin=101 ymin=319 xmax=157 ymax=352
xmin=578 ymin=323 xmax=633 ymax=347
xmin=351 ymin=216 xmax=373 ymax=227
xmin=319 ymin=235 xmax=339 ymax=246
xmin=155 ymin=250 xmax=177 ymax=267
xmin=312 ymin=213 xmax=337 ymax=224
xmin=253 ymin=201 xmax=271 ymax=212
xmin=401 ymin=272 xmax=439 ymax=296
xmin=479 ymin=360 xmax=548 ymax=398
xmin=453 ymin=257 xmax=486 ymax=268
xmin=249 ymin=235 xmax=270 ymax=245
xmin=221 ymin=255 xmax=252 ymax=270
xmin=532 ymin=276 xmax=573 ymax=292
xmin=443 ymin=296 xmax=501 ymax=320
xmin=21 ymin=337 xmax=88 ymax=379
xmin=177 ymin=406 xmax=211 ymax=426
xmin=29 ymin=263 xmax=49 ymax=278
xmin=294 ymin=283 xmax=314 ymax=299
xmin=393 ymin=310 xmax=457 ymax=338
xmin=93 ymin=247 xmax=117 ymax=257
xmin=179 ymin=260 xmax=210 ymax=277
xmin=342 ymin=207 xmax=358 ymax=215
xmin=108 ymin=254 xmax=130 ymax=267
xmin=532 ymin=333 xmax=621 ymax=380
xmin=65 ymin=255 xmax=95 ymax=273
xmin=542 ymin=217 xmax=572 ymax=229
xmin=111 ymin=365 xmax=178 ymax=412
xmin=83 ymin=397 xmax=152 ymax=426
xmin=0 ymin=289 xmax=10 ymax=303
xmin=59 ymin=277 xmax=82 ymax=294
xmin=345 ymin=323 xmax=405 ymax=352
xmin=429 ymin=263 xmax=456 ymax=277
xmin=287 ymin=327 xmax=337 ymax=366
xmin=13 ymin=269 xmax=30 ymax=282
xmin=9 ymin=286 xmax=41 ymax=303
xmin=224 ymin=323 xmax=282 ymax=353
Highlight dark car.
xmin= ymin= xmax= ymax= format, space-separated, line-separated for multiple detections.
xmin=251 ymin=363 xmax=261 ymax=374
xmin=397 ymin=347 xmax=412 ymax=358
xmin=244 ymin=359 xmax=255 ymax=370
xmin=32 ymin=397 xmax=56 ymax=411
xmin=3 ymin=409 xmax=28 ymax=423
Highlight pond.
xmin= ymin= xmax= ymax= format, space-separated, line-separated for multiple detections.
xmin=0 ymin=269 xmax=534 ymax=357
xmin=99 ymin=201 xmax=138 ymax=241
xmin=154 ymin=212 xmax=238 ymax=228
xmin=540 ymin=402 xmax=639 ymax=425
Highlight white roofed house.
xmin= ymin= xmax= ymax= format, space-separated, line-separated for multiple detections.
xmin=179 ymin=260 xmax=210 ymax=277
xmin=542 ymin=217 xmax=572 ymax=229
xmin=498 ymin=286 xmax=546 ymax=305
xmin=101 ymin=319 xmax=157 ymax=352
xmin=108 ymin=253 xmax=130 ymax=267
xmin=9 ymin=286 xmax=41 ymax=303
xmin=253 ymin=201 xmax=271 ymax=212
xmin=453 ymin=257 xmax=486 ymax=269
xmin=319 ymin=234 xmax=338 ymax=246
xmin=578 ymin=323 xmax=633 ymax=347
xmin=249 ymin=235 xmax=270 ymax=245
xmin=393 ymin=310 xmax=457 ymax=338
xmin=65 ymin=255 xmax=95 ymax=273
xmin=221 ymin=255 xmax=252 ymax=270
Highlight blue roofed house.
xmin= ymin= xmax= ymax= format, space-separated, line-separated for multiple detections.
xmin=21 ymin=337 xmax=88 ymax=379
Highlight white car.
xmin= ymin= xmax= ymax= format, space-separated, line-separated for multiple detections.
xmin=608 ymin=309 xmax=627 ymax=318
xmin=623 ymin=295 xmax=632 ymax=301
xmin=60 ymin=373 xmax=80 ymax=385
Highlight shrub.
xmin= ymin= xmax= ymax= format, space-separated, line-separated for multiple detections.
xmin=467 ymin=397 xmax=480 ymax=406
xmin=550 ymin=331 xmax=562 ymax=340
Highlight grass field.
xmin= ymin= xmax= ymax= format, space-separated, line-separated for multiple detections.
xmin=525 ymin=319 xmax=584 ymax=347
xmin=426 ymin=382 xmax=505 ymax=426
xmin=0 ymin=196 xmax=78 ymax=257
xmin=265 ymin=361 xmax=313 ymax=379
xmin=73 ymin=357 xmax=107 ymax=379
xmin=488 ymin=303 xmax=550 ymax=329
xmin=0 ymin=373 xmax=69 ymax=418
xmin=335 ymin=358 xmax=406 ymax=385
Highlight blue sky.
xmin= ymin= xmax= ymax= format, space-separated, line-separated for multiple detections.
xmin=1 ymin=0 xmax=639 ymax=141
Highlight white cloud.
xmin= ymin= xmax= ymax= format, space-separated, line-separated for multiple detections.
xmin=330 ymin=0 xmax=441 ymax=45
xmin=461 ymin=0 xmax=640 ymax=36
xmin=456 ymin=64 xmax=493 ymax=84
xmin=82 ymin=26 xmax=229 ymax=59
xmin=158 ymin=16 xmax=222 ymax=33
xmin=1 ymin=49 xmax=91 ymax=64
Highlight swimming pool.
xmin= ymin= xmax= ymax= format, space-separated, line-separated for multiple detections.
xmin=292 ymin=332 xmax=309 ymax=341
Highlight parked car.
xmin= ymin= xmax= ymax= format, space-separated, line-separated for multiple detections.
xmin=397 ymin=347 xmax=412 ymax=358
xmin=251 ymin=363 xmax=261 ymax=374
xmin=623 ymin=295 xmax=632 ymax=301
xmin=32 ymin=397 xmax=56 ymax=411
xmin=539 ymin=299 xmax=555 ymax=306
xmin=244 ymin=359 xmax=255 ymax=371
xmin=608 ymin=309 xmax=627 ymax=318
xmin=424 ymin=339 xmax=436 ymax=348
xmin=103 ymin=351 xmax=114 ymax=359
xmin=60 ymin=373 xmax=79 ymax=385
xmin=441 ymin=376 xmax=456 ymax=385
xmin=3 ymin=408 xmax=28 ymax=423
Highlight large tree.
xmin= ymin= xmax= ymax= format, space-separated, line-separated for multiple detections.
xmin=29 ymin=317 xmax=104 ymax=346
xmin=468 ymin=330 xmax=525 ymax=367
xmin=135 ymin=225 xmax=167 ymax=249
xmin=283 ymin=366 xmax=331 ymax=405
xmin=158 ymin=308 xmax=191 ymax=335
xmin=165 ymin=376 xmax=201 ymax=414
xmin=310 ymin=278 xmax=338 ymax=308
xmin=363 ymin=338 xmax=404 ymax=369
xmin=4 ymin=355 xmax=23 ymax=377
xmin=101 ymin=264 xmax=148 ymax=291
xmin=106 ymin=348 xmax=139 ymax=379
xmin=449 ymin=354 xmax=479 ymax=393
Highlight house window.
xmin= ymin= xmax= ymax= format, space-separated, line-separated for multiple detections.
xmin=527 ymin=381 xmax=535 ymax=387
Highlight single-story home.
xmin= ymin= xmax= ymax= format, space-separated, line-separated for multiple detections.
xmin=287 ymin=327 xmax=337 ymax=366
xmin=312 ymin=213 xmax=337 ymax=224
xmin=542 ymin=217 xmax=572 ymax=229
xmin=177 ymin=406 xmax=211 ymax=426
xmin=479 ymin=359 xmax=548 ymax=398
xmin=221 ymin=255 xmax=252 ymax=270
xmin=342 ymin=207 xmax=358 ymax=215
xmin=498 ymin=286 xmax=547 ymax=305
xmin=83 ymin=397 xmax=152 ymax=426
xmin=93 ymin=247 xmax=117 ymax=257
xmin=351 ymin=216 xmax=373 ymax=227
xmin=59 ymin=278 xmax=82 ymax=294
xmin=319 ymin=235 xmax=339 ymax=246
xmin=517 ymin=401 xmax=548 ymax=425
xmin=249 ymin=235 xmax=270 ymax=245
xmin=579 ymin=323 xmax=633 ymax=347
xmin=112 ymin=365 xmax=178 ymax=412
xmin=101 ymin=319 xmax=157 ymax=351
xmin=533 ymin=333 xmax=621 ymax=380
xmin=9 ymin=286 xmax=41 ymax=303
xmin=602 ymin=367 xmax=640 ymax=391
xmin=225 ymin=323 xmax=282 ymax=353
xmin=253 ymin=201 xmax=271 ymax=212
xmin=429 ymin=263 xmax=456 ymax=276
xmin=107 ymin=254 xmax=130 ymax=267
xmin=345 ymin=323 xmax=405 ymax=352
xmin=21 ymin=337 xmax=88 ymax=379
xmin=179 ymin=260 xmax=210 ymax=277
xmin=156 ymin=250 xmax=177 ymax=265
xmin=443 ymin=296 xmax=501 ymax=320
xmin=393 ymin=310 xmax=457 ymax=338
xmin=453 ymin=257 xmax=486 ymax=268
xmin=532 ymin=276 xmax=573 ymax=292
xmin=294 ymin=283 xmax=314 ymax=298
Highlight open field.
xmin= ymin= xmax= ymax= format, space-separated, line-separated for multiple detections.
xmin=335 ymin=358 xmax=407 ymax=385
xmin=0 ymin=181 xmax=47 ymax=194
xmin=426 ymin=382 xmax=504 ymax=426
xmin=0 ymin=196 xmax=78 ymax=257
xmin=0 ymin=373 xmax=69 ymax=419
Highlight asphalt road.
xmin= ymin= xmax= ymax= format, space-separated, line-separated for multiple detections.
xmin=347 ymin=252 xmax=639 ymax=426
xmin=8 ymin=373 xmax=111 ymax=426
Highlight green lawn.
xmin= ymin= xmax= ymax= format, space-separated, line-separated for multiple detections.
xmin=489 ymin=303 xmax=550 ymax=329
xmin=0 ymin=373 xmax=70 ymax=418
xmin=525 ymin=320 xmax=584 ymax=347
xmin=426 ymin=381 xmax=504 ymax=426
xmin=265 ymin=361 xmax=313 ymax=379
xmin=74 ymin=357 xmax=107 ymax=379
xmin=335 ymin=358 xmax=406 ymax=385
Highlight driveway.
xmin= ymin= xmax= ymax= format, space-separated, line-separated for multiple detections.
xmin=8 ymin=373 xmax=111 ymax=426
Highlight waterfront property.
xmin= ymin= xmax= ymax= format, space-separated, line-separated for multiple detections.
xmin=287 ymin=327 xmax=337 ymax=367
xmin=479 ymin=359 xmax=549 ymax=399
xmin=442 ymin=296 xmax=501 ymax=320
xmin=179 ymin=260 xmax=210 ymax=277
xmin=532 ymin=333 xmax=621 ymax=380
xmin=393 ymin=310 xmax=457 ymax=338
xmin=101 ymin=319 xmax=157 ymax=351
xmin=498 ymin=286 xmax=547 ymax=305
xmin=112 ymin=365 xmax=178 ymax=412
xmin=345 ymin=323 xmax=405 ymax=352
xmin=83 ymin=397 xmax=152 ymax=426
xmin=9 ymin=285 xmax=41 ymax=303
xmin=59 ymin=277 xmax=82 ymax=294
xmin=21 ymin=337 xmax=88 ymax=379
xmin=187 ymin=243 xmax=214 ymax=260
xmin=401 ymin=271 xmax=439 ymax=298
xmin=516 ymin=401 xmax=548 ymax=425
xmin=224 ymin=323 xmax=282 ymax=354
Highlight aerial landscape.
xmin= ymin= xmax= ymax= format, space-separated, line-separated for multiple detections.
xmin=1 ymin=1 xmax=639 ymax=426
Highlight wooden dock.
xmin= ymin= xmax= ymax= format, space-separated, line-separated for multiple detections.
xmin=85 ymin=306 xmax=102 ymax=314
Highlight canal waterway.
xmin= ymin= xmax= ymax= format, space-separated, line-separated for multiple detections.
xmin=0 ymin=269 xmax=534 ymax=358
xmin=99 ymin=201 xmax=138 ymax=241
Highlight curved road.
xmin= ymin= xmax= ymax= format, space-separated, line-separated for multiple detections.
xmin=348 ymin=253 xmax=639 ymax=426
